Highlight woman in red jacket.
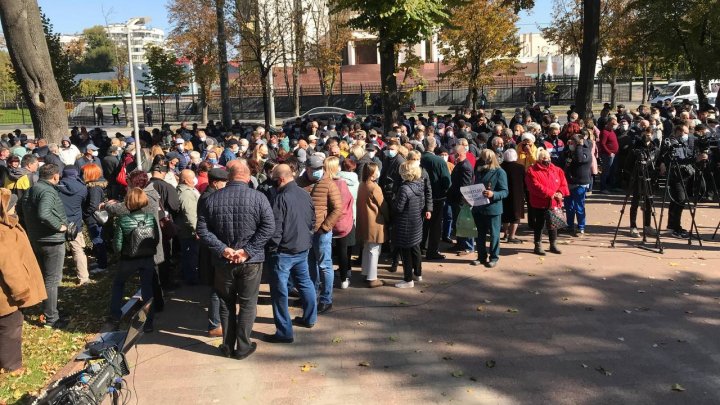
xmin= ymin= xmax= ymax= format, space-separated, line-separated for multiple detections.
xmin=525 ymin=149 xmax=569 ymax=255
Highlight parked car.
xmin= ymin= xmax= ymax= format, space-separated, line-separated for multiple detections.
xmin=282 ymin=107 xmax=356 ymax=127
xmin=650 ymin=81 xmax=720 ymax=106
xmin=232 ymin=120 xmax=282 ymax=136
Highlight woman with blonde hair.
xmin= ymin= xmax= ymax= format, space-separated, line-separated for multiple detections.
xmin=392 ymin=161 xmax=425 ymax=288
xmin=471 ymin=149 xmax=508 ymax=267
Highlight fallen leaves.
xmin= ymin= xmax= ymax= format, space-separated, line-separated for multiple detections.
xmin=506 ymin=308 xmax=519 ymax=314
xmin=485 ymin=360 xmax=496 ymax=368
xmin=451 ymin=370 xmax=464 ymax=378
xmin=358 ymin=361 xmax=371 ymax=367
xmin=300 ymin=362 xmax=318 ymax=372
xmin=671 ymin=383 xmax=686 ymax=392
xmin=331 ymin=337 xmax=343 ymax=344
xmin=595 ymin=366 xmax=612 ymax=376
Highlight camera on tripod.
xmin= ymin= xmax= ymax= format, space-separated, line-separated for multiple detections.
xmin=632 ymin=147 xmax=652 ymax=164
xmin=695 ymin=134 xmax=719 ymax=154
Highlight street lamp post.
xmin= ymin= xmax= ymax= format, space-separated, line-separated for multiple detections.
xmin=126 ymin=20 xmax=142 ymax=168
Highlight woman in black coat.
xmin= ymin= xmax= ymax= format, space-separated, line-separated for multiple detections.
xmin=500 ymin=149 xmax=525 ymax=243
xmin=392 ymin=161 xmax=425 ymax=289
xmin=81 ymin=163 xmax=108 ymax=272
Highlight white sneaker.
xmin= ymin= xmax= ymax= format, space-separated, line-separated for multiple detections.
xmin=643 ymin=226 xmax=657 ymax=237
xmin=341 ymin=279 xmax=350 ymax=289
xmin=413 ymin=276 xmax=422 ymax=282
xmin=395 ymin=280 xmax=414 ymax=289
xmin=630 ymin=228 xmax=640 ymax=238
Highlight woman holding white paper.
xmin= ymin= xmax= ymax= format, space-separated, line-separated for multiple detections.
xmin=470 ymin=149 xmax=508 ymax=268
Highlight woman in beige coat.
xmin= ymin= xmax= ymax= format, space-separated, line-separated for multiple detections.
xmin=356 ymin=163 xmax=389 ymax=288
xmin=0 ymin=188 xmax=47 ymax=373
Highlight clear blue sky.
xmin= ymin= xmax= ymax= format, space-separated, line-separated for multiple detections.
xmin=37 ymin=0 xmax=170 ymax=34
xmin=37 ymin=0 xmax=552 ymax=35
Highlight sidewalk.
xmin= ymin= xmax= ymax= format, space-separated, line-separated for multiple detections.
xmin=125 ymin=196 xmax=720 ymax=404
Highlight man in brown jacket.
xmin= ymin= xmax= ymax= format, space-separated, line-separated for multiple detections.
xmin=0 ymin=190 xmax=47 ymax=373
xmin=296 ymin=154 xmax=342 ymax=314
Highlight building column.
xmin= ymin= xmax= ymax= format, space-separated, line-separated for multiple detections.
xmin=376 ymin=45 xmax=381 ymax=65
xmin=430 ymin=34 xmax=439 ymax=61
xmin=419 ymin=40 xmax=426 ymax=62
xmin=347 ymin=41 xmax=356 ymax=66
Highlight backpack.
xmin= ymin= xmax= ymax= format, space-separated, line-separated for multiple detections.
xmin=122 ymin=215 xmax=159 ymax=258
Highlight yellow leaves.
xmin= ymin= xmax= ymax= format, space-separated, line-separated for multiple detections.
xmin=299 ymin=362 xmax=317 ymax=372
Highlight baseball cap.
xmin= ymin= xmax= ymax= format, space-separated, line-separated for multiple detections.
xmin=308 ymin=134 xmax=318 ymax=142
xmin=307 ymin=154 xmax=324 ymax=169
xmin=208 ymin=168 xmax=229 ymax=182
xmin=86 ymin=144 xmax=99 ymax=151
xmin=175 ymin=138 xmax=185 ymax=145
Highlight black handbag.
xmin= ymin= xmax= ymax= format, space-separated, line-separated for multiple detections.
xmin=65 ymin=222 xmax=79 ymax=242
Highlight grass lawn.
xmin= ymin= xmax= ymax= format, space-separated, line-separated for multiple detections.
xmin=0 ymin=108 xmax=30 ymax=125
xmin=0 ymin=249 xmax=138 ymax=404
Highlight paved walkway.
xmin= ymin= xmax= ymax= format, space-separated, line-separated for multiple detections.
xmin=125 ymin=195 xmax=720 ymax=404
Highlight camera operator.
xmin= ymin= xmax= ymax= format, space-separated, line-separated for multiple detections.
xmin=627 ymin=127 xmax=660 ymax=237
xmin=692 ymin=124 xmax=719 ymax=199
xmin=658 ymin=125 xmax=694 ymax=238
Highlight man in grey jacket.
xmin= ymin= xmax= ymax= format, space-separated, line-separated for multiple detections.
xmin=177 ymin=169 xmax=200 ymax=284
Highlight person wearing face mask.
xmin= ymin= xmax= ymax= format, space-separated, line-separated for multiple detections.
xmin=598 ymin=118 xmax=620 ymax=194
xmin=658 ymin=125 xmax=694 ymax=238
xmin=420 ymin=137 xmax=451 ymax=260
xmin=173 ymin=138 xmax=190 ymax=170
xmin=447 ymin=145 xmax=475 ymax=256
xmin=500 ymin=149 xmax=525 ymax=244
xmin=192 ymin=130 xmax=210 ymax=158
xmin=296 ymin=154 xmax=342 ymax=314
xmin=626 ymin=128 xmax=659 ymax=238
xmin=221 ymin=139 xmax=240 ymax=166
xmin=442 ymin=128 xmax=458 ymax=151
xmin=379 ymin=142 xmax=406 ymax=204
xmin=471 ymin=149 xmax=508 ymax=268
xmin=562 ymin=132 xmax=593 ymax=237
xmin=356 ymin=162 xmax=388 ymax=288
xmin=177 ymin=170 xmax=201 ymax=285
xmin=525 ymin=149 xmax=569 ymax=255
xmin=516 ymin=133 xmax=538 ymax=170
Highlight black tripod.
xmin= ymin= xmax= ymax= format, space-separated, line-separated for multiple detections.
xmin=657 ymin=156 xmax=703 ymax=247
xmin=611 ymin=155 xmax=663 ymax=253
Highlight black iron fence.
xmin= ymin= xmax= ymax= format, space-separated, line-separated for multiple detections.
xmin=0 ymin=77 xmax=660 ymax=129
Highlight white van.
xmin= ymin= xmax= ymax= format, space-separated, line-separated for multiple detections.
xmin=650 ymin=81 xmax=720 ymax=106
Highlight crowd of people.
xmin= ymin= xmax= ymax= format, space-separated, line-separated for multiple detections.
xmin=0 ymin=95 xmax=718 ymax=367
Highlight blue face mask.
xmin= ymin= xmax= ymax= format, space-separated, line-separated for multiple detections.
xmin=386 ymin=150 xmax=397 ymax=158
xmin=209 ymin=158 xmax=218 ymax=165
xmin=681 ymin=134 xmax=689 ymax=143
xmin=312 ymin=169 xmax=324 ymax=180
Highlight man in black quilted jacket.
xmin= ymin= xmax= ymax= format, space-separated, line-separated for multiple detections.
xmin=197 ymin=159 xmax=274 ymax=360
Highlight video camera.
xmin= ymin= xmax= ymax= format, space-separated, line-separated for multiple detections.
xmin=695 ymin=134 xmax=719 ymax=154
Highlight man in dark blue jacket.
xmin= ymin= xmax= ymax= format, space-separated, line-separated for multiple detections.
xmin=197 ymin=159 xmax=274 ymax=360
xmin=420 ymin=136 xmax=451 ymax=260
xmin=447 ymin=145 xmax=475 ymax=255
xmin=264 ymin=164 xmax=317 ymax=344
xmin=57 ymin=167 xmax=89 ymax=284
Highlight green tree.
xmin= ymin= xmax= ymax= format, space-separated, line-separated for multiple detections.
xmin=41 ymin=11 xmax=77 ymax=100
xmin=168 ymin=0 xmax=219 ymax=124
xmin=632 ymin=0 xmax=720 ymax=109
xmin=141 ymin=45 xmax=190 ymax=124
xmin=439 ymin=0 xmax=521 ymax=109
xmin=332 ymin=0 xmax=462 ymax=132
xmin=73 ymin=25 xmax=116 ymax=74
xmin=0 ymin=50 xmax=20 ymax=104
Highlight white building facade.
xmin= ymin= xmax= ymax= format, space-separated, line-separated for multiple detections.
xmin=105 ymin=18 xmax=164 ymax=65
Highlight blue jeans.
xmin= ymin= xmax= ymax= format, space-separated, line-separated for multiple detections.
xmin=208 ymin=289 xmax=227 ymax=331
xmin=442 ymin=201 xmax=453 ymax=240
xmin=600 ymin=154 xmax=615 ymax=191
xmin=270 ymin=251 xmax=317 ymax=339
xmin=308 ymin=231 xmax=333 ymax=305
xmin=179 ymin=237 xmax=199 ymax=284
xmin=88 ymin=223 xmax=107 ymax=268
xmin=110 ymin=257 xmax=155 ymax=325
xmin=565 ymin=185 xmax=588 ymax=231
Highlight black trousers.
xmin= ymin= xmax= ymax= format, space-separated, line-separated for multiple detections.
xmin=529 ymin=207 xmax=557 ymax=244
xmin=334 ymin=233 xmax=354 ymax=282
xmin=217 ymin=262 xmax=262 ymax=356
xmin=423 ymin=200 xmax=444 ymax=256
xmin=630 ymin=193 xmax=652 ymax=228
xmin=400 ymin=245 xmax=422 ymax=282
xmin=667 ymin=176 xmax=688 ymax=231
xmin=0 ymin=310 xmax=23 ymax=372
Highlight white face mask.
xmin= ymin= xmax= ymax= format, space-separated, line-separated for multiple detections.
xmin=91 ymin=151 xmax=98 ymax=157
xmin=368 ymin=151 xmax=376 ymax=159
xmin=441 ymin=155 xmax=449 ymax=162
xmin=193 ymin=177 xmax=198 ymax=186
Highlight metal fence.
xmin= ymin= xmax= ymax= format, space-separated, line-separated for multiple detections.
xmin=0 ymin=77 xmax=657 ymax=128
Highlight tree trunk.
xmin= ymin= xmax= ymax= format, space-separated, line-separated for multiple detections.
xmin=292 ymin=0 xmax=303 ymax=117
xmin=199 ymin=84 xmax=209 ymax=124
xmin=641 ymin=61 xmax=648 ymax=104
xmin=260 ymin=70 xmax=271 ymax=128
xmin=0 ymin=0 xmax=67 ymax=143
xmin=318 ymin=70 xmax=329 ymax=106
xmin=694 ymin=72 xmax=709 ymax=109
xmin=216 ymin=0 xmax=232 ymax=127
xmin=609 ymin=73 xmax=617 ymax=109
xmin=574 ymin=0 xmax=601 ymax=119
xmin=379 ymin=39 xmax=399 ymax=134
